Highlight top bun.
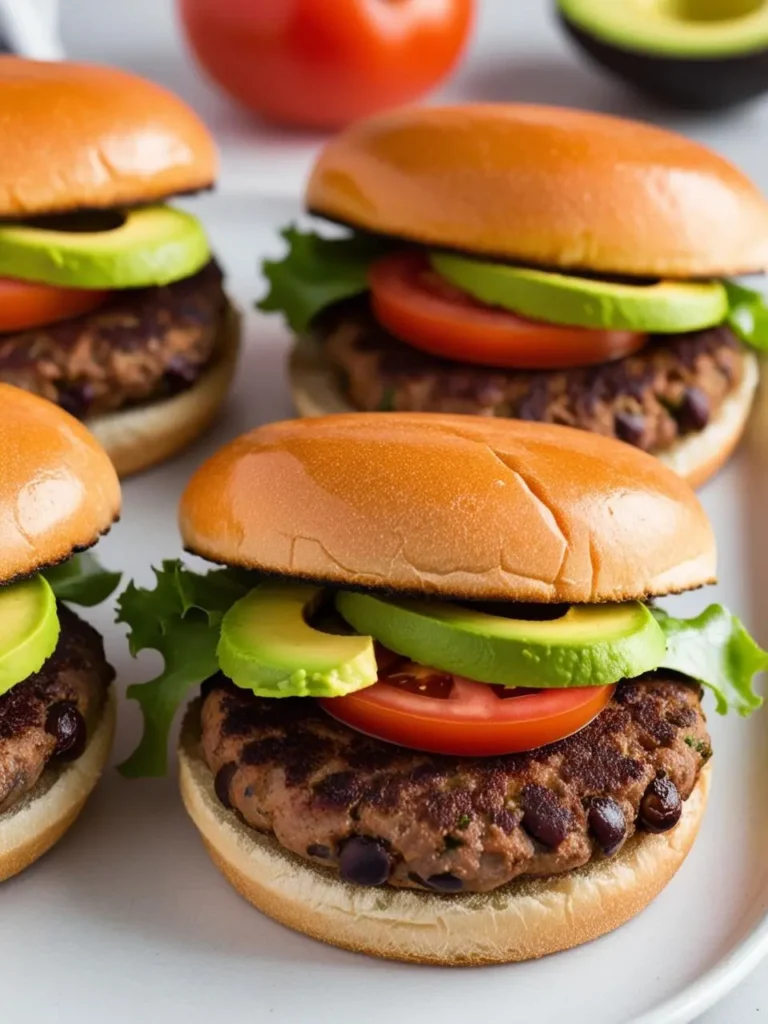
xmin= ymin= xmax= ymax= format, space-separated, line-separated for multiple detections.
xmin=307 ymin=104 xmax=768 ymax=278
xmin=179 ymin=413 xmax=715 ymax=603
xmin=0 ymin=386 xmax=121 ymax=584
xmin=0 ymin=58 xmax=217 ymax=217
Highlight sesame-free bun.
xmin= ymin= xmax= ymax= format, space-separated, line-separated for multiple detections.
xmin=288 ymin=336 xmax=758 ymax=492
xmin=0 ymin=58 xmax=217 ymax=217
xmin=307 ymin=104 xmax=768 ymax=278
xmin=179 ymin=411 xmax=715 ymax=604
xmin=179 ymin=711 xmax=710 ymax=965
xmin=0 ymin=687 xmax=115 ymax=882
xmin=88 ymin=302 xmax=240 ymax=478
xmin=0 ymin=385 xmax=120 ymax=585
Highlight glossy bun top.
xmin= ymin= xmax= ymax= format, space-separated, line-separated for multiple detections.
xmin=307 ymin=103 xmax=768 ymax=277
xmin=0 ymin=58 xmax=217 ymax=216
xmin=180 ymin=413 xmax=715 ymax=603
xmin=0 ymin=386 xmax=121 ymax=583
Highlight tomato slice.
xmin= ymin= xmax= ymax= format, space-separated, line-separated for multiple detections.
xmin=319 ymin=654 xmax=615 ymax=757
xmin=0 ymin=278 xmax=109 ymax=333
xmin=369 ymin=252 xmax=647 ymax=370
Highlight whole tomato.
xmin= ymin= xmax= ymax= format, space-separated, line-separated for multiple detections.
xmin=177 ymin=0 xmax=474 ymax=129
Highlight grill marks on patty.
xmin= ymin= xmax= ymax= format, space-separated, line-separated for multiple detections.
xmin=200 ymin=674 xmax=710 ymax=893
xmin=0 ymin=261 xmax=227 ymax=418
xmin=319 ymin=301 xmax=743 ymax=454
xmin=0 ymin=606 xmax=114 ymax=815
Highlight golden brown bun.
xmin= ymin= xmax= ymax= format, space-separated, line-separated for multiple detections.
xmin=307 ymin=104 xmax=768 ymax=277
xmin=0 ymin=687 xmax=115 ymax=882
xmin=0 ymin=58 xmax=217 ymax=216
xmin=0 ymin=385 xmax=121 ymax=584
xmin=179 ymin=712 xmax=710 ymax=965
xmin=290 ymin=336 xmax=758 ymax=492
xmin=87 ymin=302 xmax=240 ymax=478
xmin=180 ymin=408 xmax=715 ymax=604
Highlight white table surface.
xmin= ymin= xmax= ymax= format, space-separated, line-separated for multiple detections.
xmin=48 ymin=1 xmax=768 ymax=1020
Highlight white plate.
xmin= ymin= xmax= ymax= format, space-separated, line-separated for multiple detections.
xmin=1 ymin=194 xmax=766 ymax=1024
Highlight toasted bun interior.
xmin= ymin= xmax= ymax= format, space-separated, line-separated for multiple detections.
xmin=307 ymin=104 xmax=768 ymax=278
xmin=0 ymin=57 xmax=217 ymax=216
xmin=0 ymin=385 xmax=121 ymax=584
xmin=179 ymin=711 xmax=710 ymax=966
xmin=289 ymin=336 xmax=758 ymax=493
xmin=88 ymin=301 xmax=240 ymax=478
xmin=180 ymin=408 xmax=715 ymax=604
xmin=0 ymin=687 xmax=116 ymax=882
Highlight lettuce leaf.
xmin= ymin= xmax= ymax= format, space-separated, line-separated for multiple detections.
xmin=725 ymin=281 xmax=768 ymax=351
xmin=257 ymin=226 xmax=390 ymax=333
xmin=654 ymin=605 xmax=767 ymax=715
xmin=116 ymin=561 xmax=251 ymax=778
xmin=43 ymin=553 xmax=121 ymax=607
xmin=117 ymin=562 xmax=767 ymax=777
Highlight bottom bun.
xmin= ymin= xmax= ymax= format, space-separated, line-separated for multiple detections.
xmin=0 ymin=687 xmax=116 ymax=882
xmin=87 ymin=302 xmax=240 ymax=478
xmin=289 ymin=335 xmax=758 ymax=490
xmin=179 ymin=705 xmax=711 ymax=965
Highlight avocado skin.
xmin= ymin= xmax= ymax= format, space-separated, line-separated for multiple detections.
xmin=560 ymin=12 xmax=768 ymax=110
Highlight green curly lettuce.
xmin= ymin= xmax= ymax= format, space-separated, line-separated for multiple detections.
xmin=117 ymin=561 xmax=767 ymax=777
xmin=654 ymin=605 xmax=766 ymax=716
xmin=43 ymin=553 xmax=121 ymax=607
xmin=257 ymin=226 xmax=390 ymax=333
xmin=116 ymin=561 xmax=252 ymax=778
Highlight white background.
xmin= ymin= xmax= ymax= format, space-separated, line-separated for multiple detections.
xmin=4 ymin=1 xmax=766 ymax=1020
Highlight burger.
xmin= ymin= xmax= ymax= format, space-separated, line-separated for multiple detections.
xmin=0 ymin=57 xmax=239 ymax=477
xmin=259 ymin=104 xmax=768 ymax=489
xmin=0 ymin=385 xmax=120 ymax=881
xmin=118 ymin=412 xmax=765 ymax=964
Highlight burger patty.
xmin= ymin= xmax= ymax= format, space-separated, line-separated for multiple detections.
xmin=0 ymin=261 xmax=226 ymax=419
xmin=320 ymin=301 xmax=744 ymax=454
xmin=201 ymin=673 xmax=710 ymax=894
xmin=0 ymin=605 xmax=114 ymax=815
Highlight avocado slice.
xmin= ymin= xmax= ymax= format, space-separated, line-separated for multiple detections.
xmin=336 ymin=592 xmax=666 ymax=689
xmin=0 ymin=576 xmax=60 ymax=697
xmin=217 ymin=582 xmax=378 ymax=698
xmin=431 ymin=251 xmax=727 ymax=334
xmin=557 ymin=0 xmax=768 ymax=109
xmin=0 ymin=206 xmax=210 ymax=290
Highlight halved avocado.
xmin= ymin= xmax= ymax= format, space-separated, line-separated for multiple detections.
xmin=0 ymin=576 xmax=60 ymax=697
xmin=557 ymin=0 xmax=768 ymax=109
xmin=0 ymin=206 xmax=210 ymax=289
xmin=336 ymin=592 xmax=666 ymax=689
xmin=217 ymin=582 xmax=378 ymax=698
xmin=431 ymin=251 xmax=727 ymax=333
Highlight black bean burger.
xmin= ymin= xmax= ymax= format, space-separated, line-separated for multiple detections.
xmin=0 ymin=385 xmax=120 ymax=881
xmin=0 ymin=58 xmax=238 ymax=477
xmin=259 ymin=104 xmax=768 ymax=488
xmin=117 ymin=413 xmax=765 ymax=964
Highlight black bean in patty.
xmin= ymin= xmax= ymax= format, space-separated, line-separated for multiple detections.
xmin=199 ymin=673 xmax=710 ymax=894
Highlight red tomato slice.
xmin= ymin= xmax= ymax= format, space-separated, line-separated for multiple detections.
xmin=369 ymin=252 xmax=647 ymax=370
xmin=0 ymin=278 xmax=109 ymax=333
xmin=319 ymin=655 xmax=615 ymax=757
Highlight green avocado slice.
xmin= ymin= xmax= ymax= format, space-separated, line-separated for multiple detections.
xmin=0 ymin=206 xmax=210 ymax=289
xmin=336 ymin=592 xmax=666 ymax=689
xmin=431 ymin=251 xmax=727 ymax=334
xmin=217 ymin=582 xmax=378 ymax=698
xmin=557 ymin=0 xmax=768 ymax=59
xmin=0 ymin=576 xmax=60 ymax=697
